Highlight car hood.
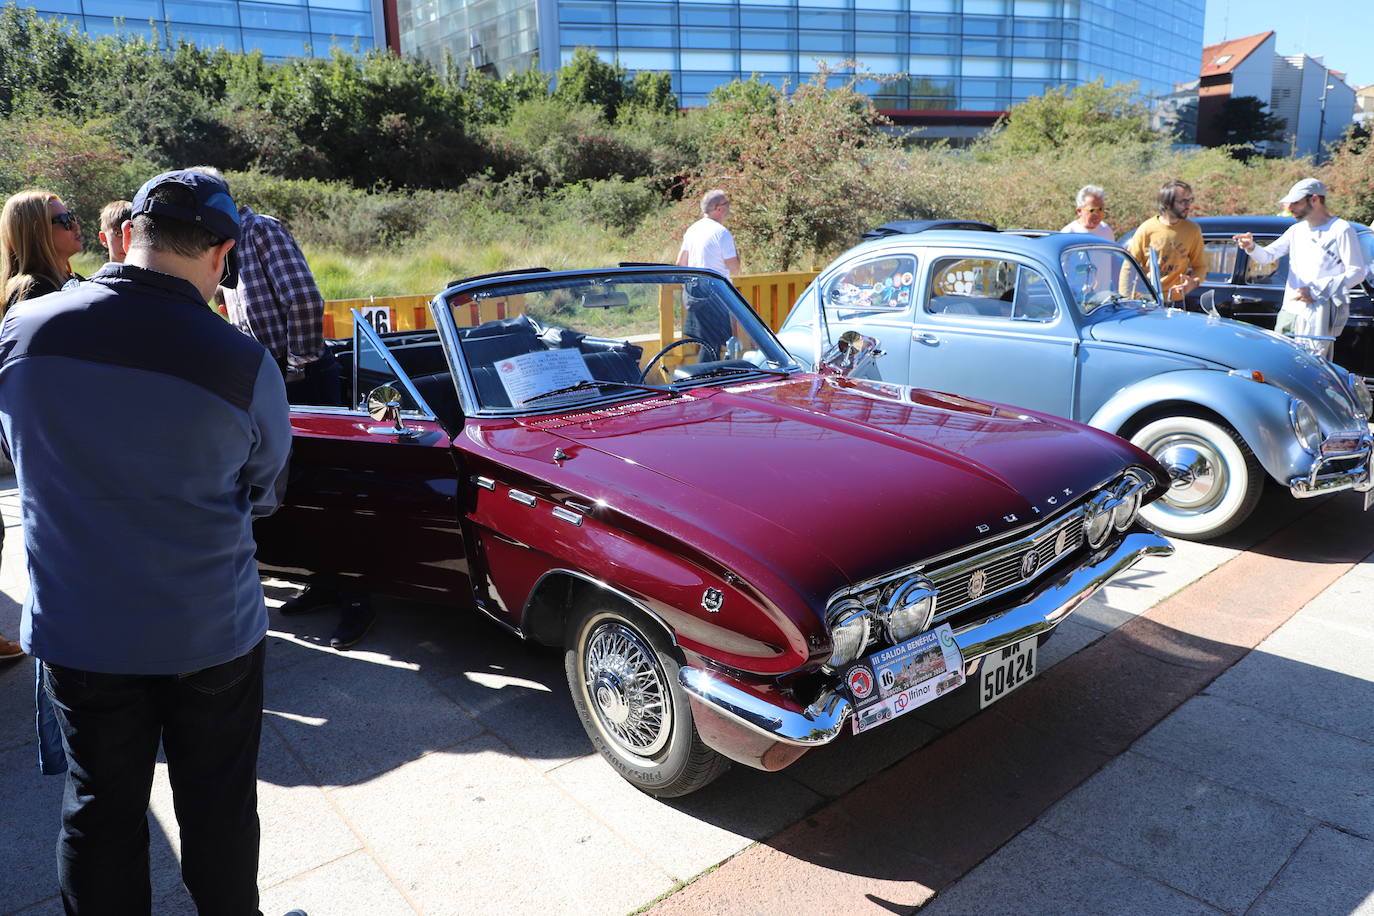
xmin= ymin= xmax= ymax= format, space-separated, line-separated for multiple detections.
xmin=532 ymin=376 xmax=1150 ymax=589
xmin=1087 ymin=308 xmax=1367 ymax=426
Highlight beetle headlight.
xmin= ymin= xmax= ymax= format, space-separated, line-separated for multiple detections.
xmin=1290 ymin=398 xmax=1322 ymax=454
xmin=1348 ymin=372 xmax=1372 ymax=420
xmin=881 ymin=576 xmax=938 ymax=643
xmin=826 ymin=598 xmax=871 ymax=668
xmin=1084 ymin=491 xmax=1114 ymax=547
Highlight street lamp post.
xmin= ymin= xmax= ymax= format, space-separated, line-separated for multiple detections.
xmin=1316 ymin=65 xmax=1336 ymax=164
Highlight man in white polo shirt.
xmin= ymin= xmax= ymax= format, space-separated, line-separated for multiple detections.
xmin=1235 ymin=178 xmax=1369 ymax=360
xmin=1060 ymin=184 xmax=1115 ymax=241
xmin=676 ymin=189 xmax=740 ymax=356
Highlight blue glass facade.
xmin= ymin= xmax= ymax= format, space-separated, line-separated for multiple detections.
xmin=398 ymin=0 xmax=1202 ymax=112
xmin=27 ymin=0 xmax=382 ymax=59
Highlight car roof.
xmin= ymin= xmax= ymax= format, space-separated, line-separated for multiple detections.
xmin=841 ymin=228 xmax=1121 ymax=262
xmin=1190 ymin=215 xmax=1372 ymax=235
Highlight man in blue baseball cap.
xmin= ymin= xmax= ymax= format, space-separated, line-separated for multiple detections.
xmin=0 ymin=168 xmax=292 ymax=914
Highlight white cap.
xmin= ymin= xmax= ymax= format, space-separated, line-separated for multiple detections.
xmin=1279 ymin=178 xmax=1326 ymax=205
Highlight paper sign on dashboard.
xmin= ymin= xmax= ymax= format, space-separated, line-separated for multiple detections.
xmin=496 ymin=348 xmax=594 ymax=406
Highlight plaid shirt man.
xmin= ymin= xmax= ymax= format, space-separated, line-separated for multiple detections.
xmin=221 ymin=206 xmax=324 ymax=368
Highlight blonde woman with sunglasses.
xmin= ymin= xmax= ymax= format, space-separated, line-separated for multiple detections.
xmin=0 ymin=189 xmax=86 ymax=660
xmin=1 ymin=189 xmax=85 ymax=314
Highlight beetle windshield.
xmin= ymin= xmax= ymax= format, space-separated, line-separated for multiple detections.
xmin=1062 ymin=246 xmax=1163 ymax=315
xmin=444 ymin=270 xmax=799 ymax=412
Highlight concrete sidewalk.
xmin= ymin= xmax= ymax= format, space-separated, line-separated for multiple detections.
xmin=1 ymin=479 xmax=1369 ymax=915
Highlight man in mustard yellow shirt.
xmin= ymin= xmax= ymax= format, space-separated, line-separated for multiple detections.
xmin=1123 ymin=179 xmax=1206 ymax=303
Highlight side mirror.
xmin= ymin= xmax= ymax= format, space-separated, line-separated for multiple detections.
xmin=818 ymin=330 xmax=885 ymax=377
xmin=366 ymin=384 xmax=417 ymax=439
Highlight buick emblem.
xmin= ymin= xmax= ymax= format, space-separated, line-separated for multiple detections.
xmin=1021 ymin=550 xmax=1040 ymax=578
xmin=968 ymin=568 xmax=988 ymax=599
xmin=1054 ymin=528 xmax=1070 ymax=555
xmin=702 ymin=588 xmax=725 ymax=613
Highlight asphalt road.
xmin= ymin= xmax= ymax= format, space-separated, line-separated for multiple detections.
xmin=2 ymin=480 xmax=1372 ymax=915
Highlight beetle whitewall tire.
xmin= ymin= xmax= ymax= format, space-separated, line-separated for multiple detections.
xmin=1129 ymin=414 xmax=1263 ymax=540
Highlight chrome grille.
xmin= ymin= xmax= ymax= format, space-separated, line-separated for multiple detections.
xmin=930 ymin=515 xmax=1084 ymax=621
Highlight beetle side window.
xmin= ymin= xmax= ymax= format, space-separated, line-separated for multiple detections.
xmin=824 ymin=255 xmax=917 ymax=315
xmin=1203 ymin=239 xmax=1238 ymax=283
xmin=927 ymin=257 xmax=1058 ymax=321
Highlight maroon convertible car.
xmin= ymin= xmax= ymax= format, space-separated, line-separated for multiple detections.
xmin=255 ymin=266 xmax=1173 ymax=797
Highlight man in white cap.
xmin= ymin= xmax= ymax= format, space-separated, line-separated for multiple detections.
xmin=1234 ymin=178 xmax=1369 ymax=359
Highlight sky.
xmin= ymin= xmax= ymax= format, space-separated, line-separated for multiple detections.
xmin=1203 ymin=0 xmax=1374 ymax=89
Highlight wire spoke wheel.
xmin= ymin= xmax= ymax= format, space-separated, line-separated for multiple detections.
xmin=583 ymin=622 xmax=671 ymax=757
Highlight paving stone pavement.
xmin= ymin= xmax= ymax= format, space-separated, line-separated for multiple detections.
xmin=1 ymin=478 xmax=1370 ymax=915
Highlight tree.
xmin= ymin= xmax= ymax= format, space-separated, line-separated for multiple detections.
xmin=1210 ymin=96 xmax=1286 ymax=155
xmin=980 ymin=79 xmax=1164 ymax=156
xmin=553 ymin=48 xmax=628 ymax=121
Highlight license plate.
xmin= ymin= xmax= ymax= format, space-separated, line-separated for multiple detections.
xmin=979 ymin=637 xmax=1037 ymax=708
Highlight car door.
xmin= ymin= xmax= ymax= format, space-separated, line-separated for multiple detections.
xmin=906 ymin=253 xmax=1077 ymax=417
xmin=815 ymin=252 xmax=916 ymax=381
xmin=254 ymin=318 xmax=474 ymax=605
xmin=1183 ymin=234 xmax=1289 ymax=327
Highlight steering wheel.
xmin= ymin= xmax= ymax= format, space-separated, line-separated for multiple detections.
xmin=639 ymin=337 xmax=718 ymax=383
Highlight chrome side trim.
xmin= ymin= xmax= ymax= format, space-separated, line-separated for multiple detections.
xmin=473 ymin=476 xmax=496 ymax=490
xmin=552 ymin=506 xmax=584 ymax=526
xmin=679 ymin=530 xmax=1173 ymax=747
xmin=509 ymin=490 xmax=536 ymax=506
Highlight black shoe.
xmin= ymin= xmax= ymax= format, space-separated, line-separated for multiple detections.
xmin=278 ymin=585 xmax=339 ymax=617
xmin=330 ymin=598 xmax=376 ymax=650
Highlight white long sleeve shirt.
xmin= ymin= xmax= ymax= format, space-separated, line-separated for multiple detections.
xmin=1248 ymin=216 xmax=1368 ymax=312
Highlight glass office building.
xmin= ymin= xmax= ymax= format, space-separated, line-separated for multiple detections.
xmin=25 ymin=0 xmax=383 ymax=59
xmin=396 ymin=0 xmax=1202 ymax=112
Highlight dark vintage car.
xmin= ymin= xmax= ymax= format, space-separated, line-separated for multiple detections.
xmin=254 ymin=266 xmax=1172 ymax=797
xmin=1140 ymin=216 xmax=1374 ymax=379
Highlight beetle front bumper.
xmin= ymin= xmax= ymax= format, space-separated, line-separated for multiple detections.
xmin=1288 ymin=436 xmax=1374 ymax=498
xmin=679 ymin=529 xmax=1173 ymax=765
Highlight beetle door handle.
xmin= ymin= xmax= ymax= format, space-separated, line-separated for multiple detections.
xmin=1231 ymin=294 xmax=1264 ymax=305
xmin=913 ymin=331 xmax=940 ymax=344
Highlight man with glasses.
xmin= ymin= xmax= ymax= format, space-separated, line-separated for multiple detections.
xmin=1061 ymin=185 xmax=1115 ymax=241
xmin=1124 ymin=179 xmax=1206 ymax=303
xmin=1235 ymin=178 xmax=1370 ymax=359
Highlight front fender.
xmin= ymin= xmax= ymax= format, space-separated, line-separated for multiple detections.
xmin=1087 ymin=368 xmax=1305 ymax=484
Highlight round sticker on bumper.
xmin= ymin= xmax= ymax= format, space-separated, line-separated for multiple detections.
xmin=847 ymin=666 xmax=875 ymax=699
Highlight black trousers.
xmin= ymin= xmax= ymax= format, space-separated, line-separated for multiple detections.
xmin=43 ymin=640 xmax=266 ymax=916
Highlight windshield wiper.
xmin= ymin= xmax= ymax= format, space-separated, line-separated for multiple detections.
xmin=677 ymin=364 xmax=795 ymax=383
xmin=521 ymin=378 xmax=679 ymax=405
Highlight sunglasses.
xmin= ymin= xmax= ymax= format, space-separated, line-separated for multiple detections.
xmin=1080 ymin=207 xmax=1105 ymax=213
xmin=51 ymin=212 xmax=79 ymax=231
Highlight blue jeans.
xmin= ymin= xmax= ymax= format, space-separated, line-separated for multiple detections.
xmin=43 ymin=640 xmax=265 ymax=916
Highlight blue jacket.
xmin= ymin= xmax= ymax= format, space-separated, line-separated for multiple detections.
xmin=0 ymin=264 xmax=292 ymax=674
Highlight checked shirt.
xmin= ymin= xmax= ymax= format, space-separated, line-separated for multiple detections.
xmin=221 ymin=206 xmax=325 ymax=366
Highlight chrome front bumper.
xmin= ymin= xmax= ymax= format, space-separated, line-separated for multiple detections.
xmin=1288 ymin=435 xmax=1373 ymax=498
xmin=679 ymin=529 xmax=1174 ymax=749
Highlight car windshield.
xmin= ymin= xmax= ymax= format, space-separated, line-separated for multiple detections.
xmin=1062 ymin=246 xmax=1162 ymax=315
xmin=444 ymin=270 xmax=798 ymax=412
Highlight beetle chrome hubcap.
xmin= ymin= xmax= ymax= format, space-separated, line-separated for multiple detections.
xmin=583 ymin=622 xmax=670 ymax=756
xmin=1153 ymin=437 xmax=1226 ymax=513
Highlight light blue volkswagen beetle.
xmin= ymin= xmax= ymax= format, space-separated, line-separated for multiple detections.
xmin=779 ymin=227 xmax=1374 ymax=539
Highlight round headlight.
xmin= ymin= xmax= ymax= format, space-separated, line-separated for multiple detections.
xmin=826 ymin=599 xmax=870 ymax=668
xmin=1290 ymin=398 xmax=1322 ymax=454
xmin=1111 ymin=483 xmax=1140 ymax=531
xmin=1084 ymin=491 xmax=1113 ymax=548
xmin=1348 ymin=372 xmax=1372 ymax=420
xmin=883 ymin=577 xmax=938 ymax=643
